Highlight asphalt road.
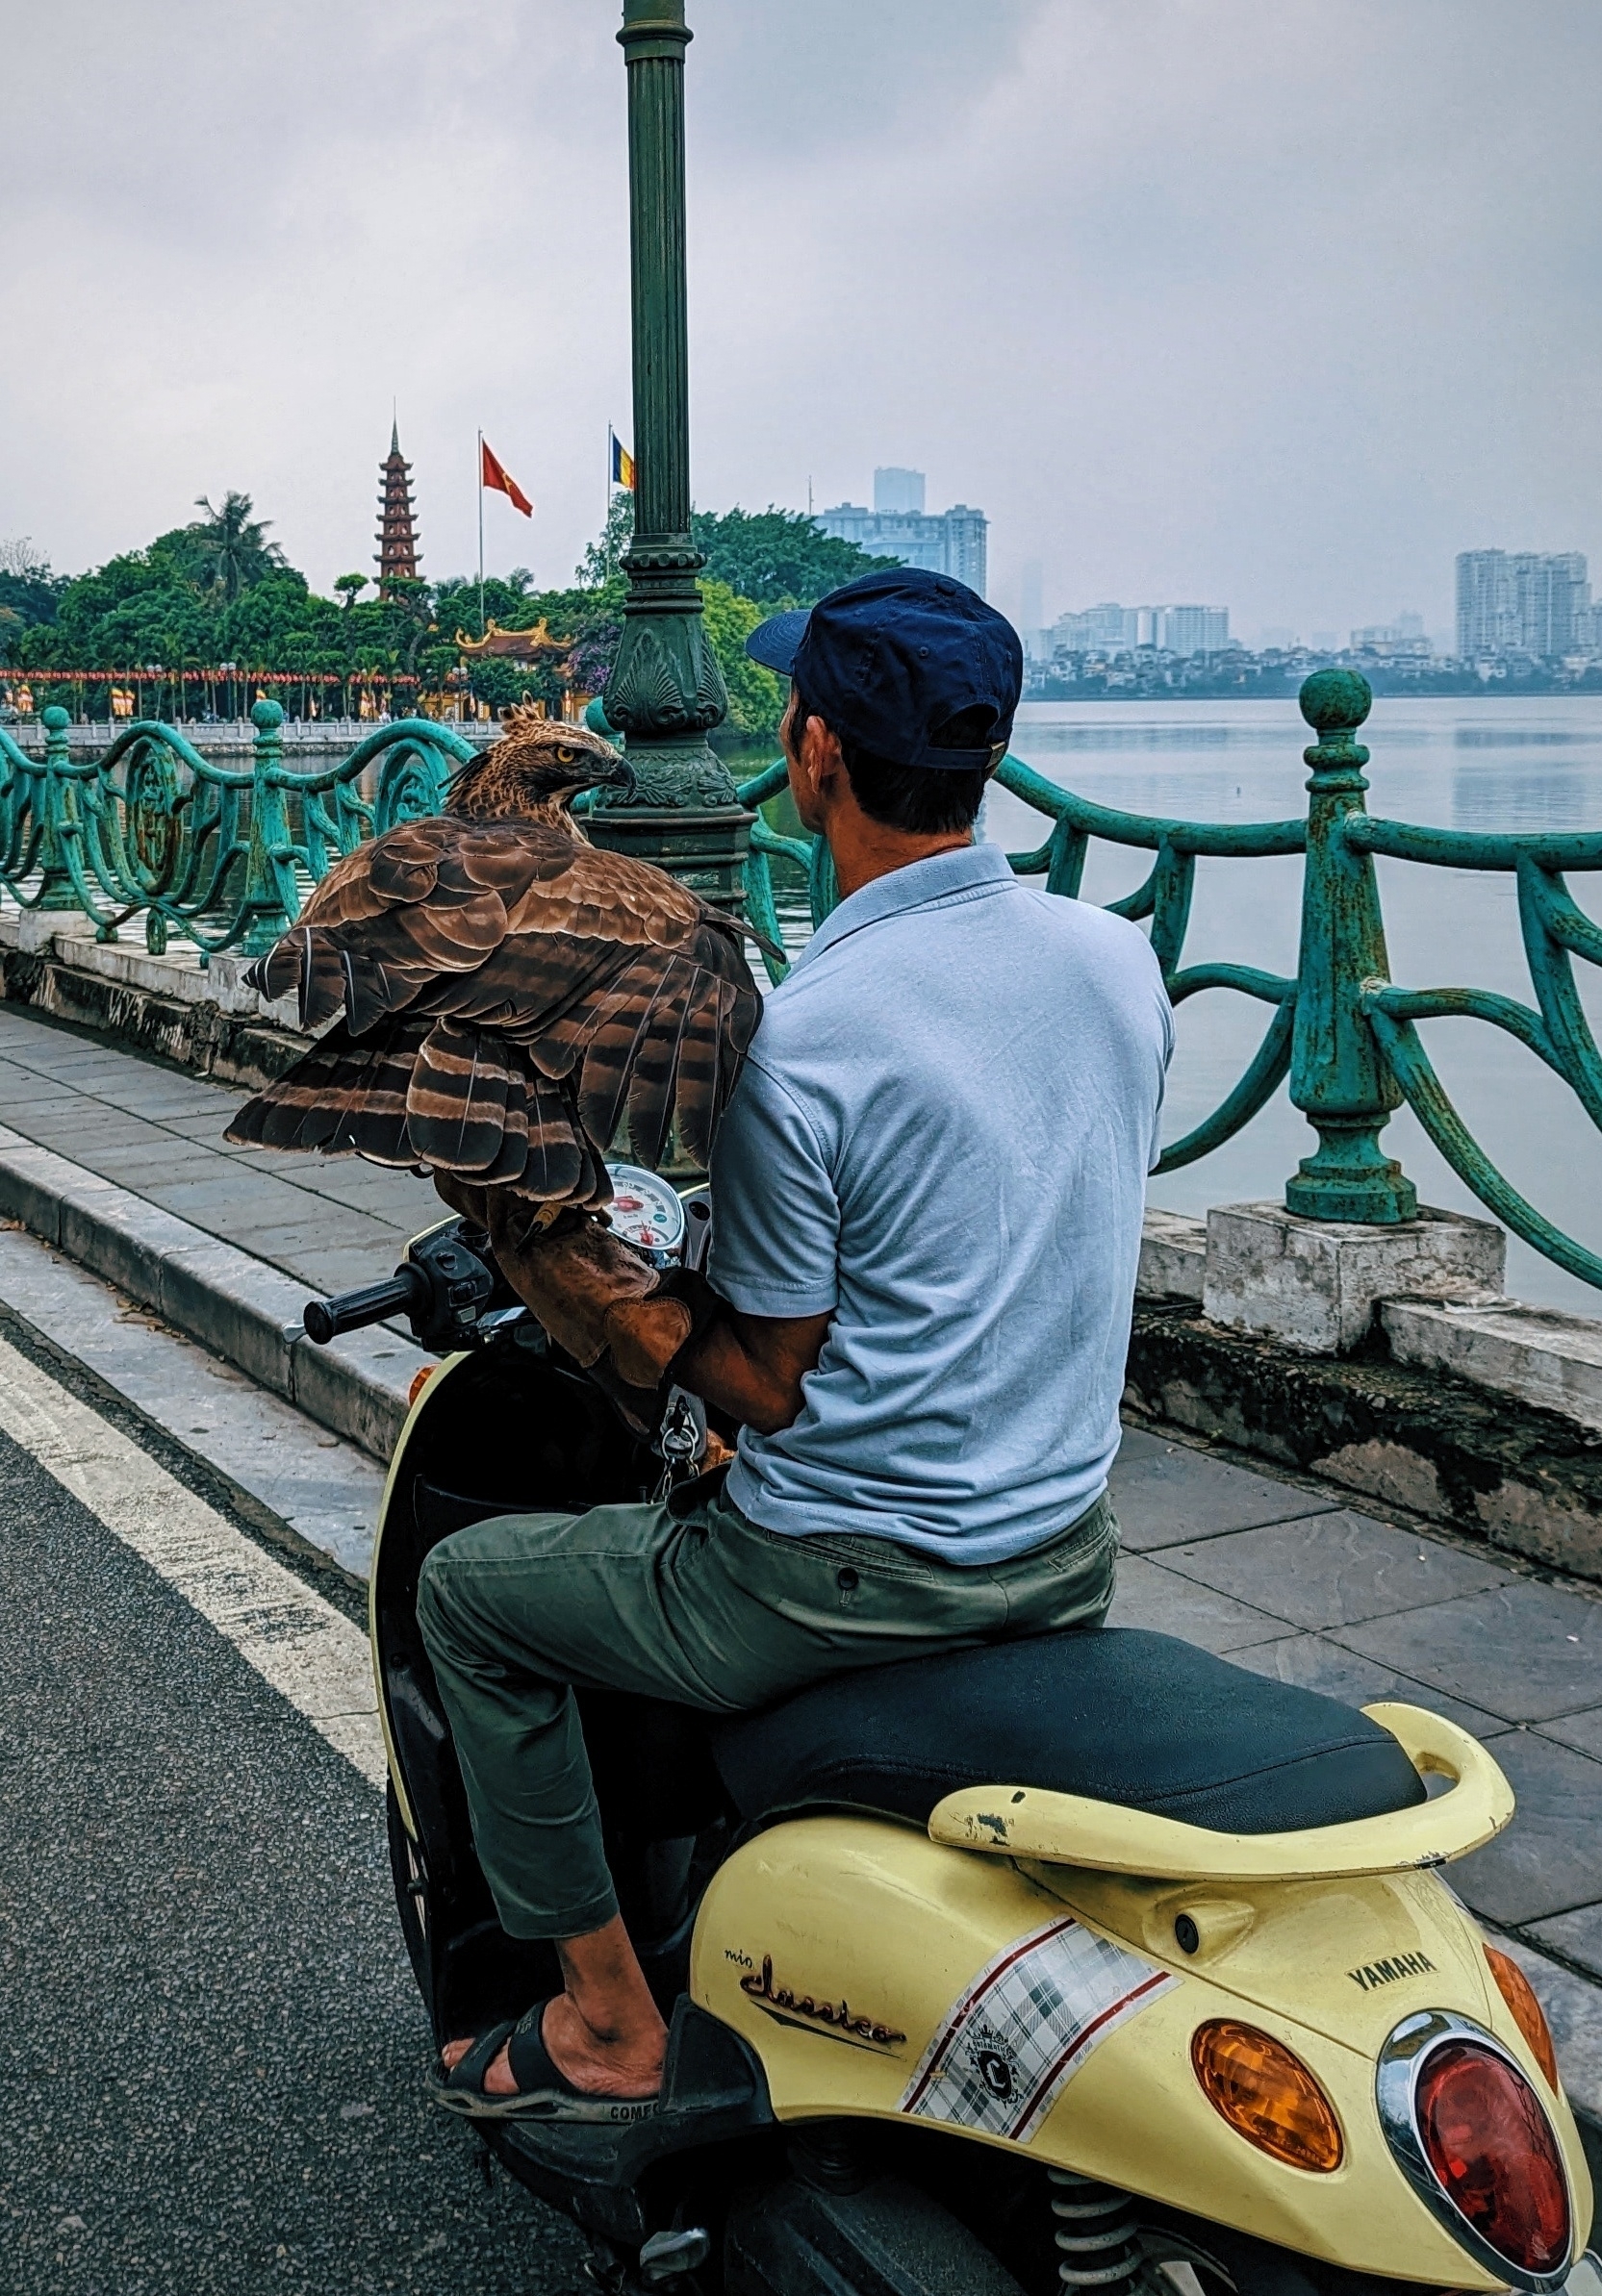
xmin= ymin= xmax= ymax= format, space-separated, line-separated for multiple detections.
xmin=0 ymin=1350 xmax=587 ymax=2296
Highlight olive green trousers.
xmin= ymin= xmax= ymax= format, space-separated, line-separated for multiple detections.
xmin=415 ymin=1482 xmax=1118 ymax=1942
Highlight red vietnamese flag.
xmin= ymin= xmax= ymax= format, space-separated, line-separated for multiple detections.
xmin=481 ymin=439 xmax=533 ymax=517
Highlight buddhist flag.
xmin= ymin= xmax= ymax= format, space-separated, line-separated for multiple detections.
xmin=481 ymin=439 xmax=533 ymax=517
xmin=611 ymin=430 xmax=636 ymax=490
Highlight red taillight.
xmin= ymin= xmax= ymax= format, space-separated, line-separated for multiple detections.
xmin=1415 ymin=2042 xmax=1569 ymax=2277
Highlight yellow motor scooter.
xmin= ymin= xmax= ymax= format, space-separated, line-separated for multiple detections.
xmin=304 ymin=1187 xmax=1598 ymax=2296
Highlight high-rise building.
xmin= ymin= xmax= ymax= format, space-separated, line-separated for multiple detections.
xmin=1053 ymin=603 xmax=1138 ymax=653
xmin=1351 ymin=616 xmax=1432 ymax=655
xmin=375 ymin=420 xmax=421 ymax=597
xmin=1456 ymin=549 xmax=1589 ymax=659
xmin=874 ymin=467 xmax=926 ymax=516
xmin=1153 ymin=605 xmax=1229 ymax=656
xmin=819 ymin=481 xmax=989 ymax=597
xmin=1050 ymin=602 xmax=1227 ymax=657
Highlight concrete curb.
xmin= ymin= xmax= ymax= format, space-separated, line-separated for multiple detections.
xmin=0 ymin=1123 xmax=426 ymax=1463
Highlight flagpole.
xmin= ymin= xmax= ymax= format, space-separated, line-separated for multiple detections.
xmin=476 ymin=430 xmax=486 ymax=639
xmin=606 ymin=424 xmax=614 ymax=561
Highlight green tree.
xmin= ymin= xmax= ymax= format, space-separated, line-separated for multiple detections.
xmin=0 ymin=539 xmax=64 ymax=650
xmin=690 ymin=506 xmax=896 ymax=606
xmin=697 ymin=579 xmax=785 ymax=737
xmin=334 ymin=573 xmax=369 ymax=611
xmin=189 ymin=491 xmax=287 ymax=603
xmin=576 ymin=494 xmax=633 ymax=590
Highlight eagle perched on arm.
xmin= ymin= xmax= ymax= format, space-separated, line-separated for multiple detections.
xmin=225 ymin=710 xmax=761 ymax=1390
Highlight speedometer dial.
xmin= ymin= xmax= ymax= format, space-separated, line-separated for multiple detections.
xmin=605 ymin=1163 xmax=687 ymax=1260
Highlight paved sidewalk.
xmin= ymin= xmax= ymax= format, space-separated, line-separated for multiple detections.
xmin=1108 ymin=1426 xmax=1602 ymax=1975
xmin=3 ymin=1001 xmax=1602 ymax=1981
xmin=0 ymin=1003 xmax=426 ymax=1299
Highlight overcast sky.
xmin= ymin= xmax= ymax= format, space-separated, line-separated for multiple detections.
xmin=3 ymin=0 xmax=1598 ymax=642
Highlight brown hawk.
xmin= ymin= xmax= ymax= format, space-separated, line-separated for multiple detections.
xmin=224 ymin=710 xmax=762 ymax=1393
xmin=226 ymin=710 xmax=760 ymax=1203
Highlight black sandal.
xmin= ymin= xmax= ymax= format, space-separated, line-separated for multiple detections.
xmin=431 ymin=2001 xmax=659 ymax=2125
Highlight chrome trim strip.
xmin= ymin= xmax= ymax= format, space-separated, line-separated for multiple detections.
xmin=1376 ymin=2009 xmax=1573 ymax=2295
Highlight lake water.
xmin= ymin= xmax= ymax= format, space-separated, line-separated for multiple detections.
xmin=755 ymin=695 xmax=1602 ymax=1315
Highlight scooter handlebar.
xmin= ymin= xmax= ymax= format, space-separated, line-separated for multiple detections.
xmin=303 ymin=1268 xmax=427 ymax=1346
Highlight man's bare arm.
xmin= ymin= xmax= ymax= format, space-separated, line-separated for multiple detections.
xmin=673 ymin=1305 xmax=831 ymax=1436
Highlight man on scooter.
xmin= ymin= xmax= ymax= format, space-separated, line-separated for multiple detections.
xmin=420 ymin=568 xmax=1174 ymax=2123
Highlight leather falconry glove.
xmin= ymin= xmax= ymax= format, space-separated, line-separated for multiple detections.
xmin=432 ymin=1173 xmax=721 ymax=1397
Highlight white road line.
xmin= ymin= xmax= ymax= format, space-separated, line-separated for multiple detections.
xmin=0 ymin=1330 xmax=386 ymax=1789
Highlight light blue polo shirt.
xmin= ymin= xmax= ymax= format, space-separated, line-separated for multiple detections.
xmin=708 ymin=842 xmax=1173 ymax=1565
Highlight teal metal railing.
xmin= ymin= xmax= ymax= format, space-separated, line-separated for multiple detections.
xmin=8 ymin=676 xmax=1599 ymax=1291
xmin=0 ymin=700 xmax=474 ymax=959
xmin=739 ymin=669 xmax=1602 ymax=1295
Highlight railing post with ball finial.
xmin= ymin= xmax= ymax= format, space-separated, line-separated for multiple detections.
xmin=34 ymin=706 xmax=86 ymax=912
xmin=1284 ymin=669 xmax=1417 ymax=1224
xmin=237 ymin=698 xmax=298 ymax=957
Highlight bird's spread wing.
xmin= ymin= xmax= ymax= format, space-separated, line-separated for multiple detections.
xmin=225 ymin=815 xmax=760 ymax=1198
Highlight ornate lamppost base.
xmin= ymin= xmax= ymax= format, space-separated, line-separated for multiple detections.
xmin=586 ymin=796 xmax=754 ymax=918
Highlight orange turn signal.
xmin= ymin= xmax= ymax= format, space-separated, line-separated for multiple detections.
xmin=1191 ymin=2020 xmax=1344 ymax=2172
xmin=407 ymin=1364 xmax=437 ymax=1407
xmin=1486 ymin=1946 xmax=1561 ymax=2089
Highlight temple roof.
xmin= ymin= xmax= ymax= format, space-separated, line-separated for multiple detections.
xmin=452 ymin=616 xmax=574 ymax=662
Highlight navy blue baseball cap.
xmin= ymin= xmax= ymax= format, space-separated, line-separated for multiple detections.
xmin=745 ymin=568 xmax=1023 ymax=773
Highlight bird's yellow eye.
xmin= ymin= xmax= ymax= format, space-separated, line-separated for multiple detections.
xmin=555 ymin=745 xmax=578 ymax=765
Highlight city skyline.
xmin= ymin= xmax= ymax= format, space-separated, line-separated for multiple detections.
xmin=818 ymin=467 xmax=989 ymax=595
xmin=3 ymin=2 xmax=1597 ymax=647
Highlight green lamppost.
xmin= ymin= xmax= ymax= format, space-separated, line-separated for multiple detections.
xmin=587 ymin=0 xmax=752 ymax=916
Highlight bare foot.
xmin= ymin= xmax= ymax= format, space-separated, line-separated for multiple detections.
xmin=542 ymin=1989 xmax=665 ymax=2098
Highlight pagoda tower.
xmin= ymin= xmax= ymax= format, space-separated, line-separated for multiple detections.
xmin=374 ymin=419 xmax=420 ymax=595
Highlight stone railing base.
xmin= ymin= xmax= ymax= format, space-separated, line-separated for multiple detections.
xmin=0 ymin=912 xmax=307 ymax=1091
xmin=1137 ymin=1203 xmax=1602 ymax=1441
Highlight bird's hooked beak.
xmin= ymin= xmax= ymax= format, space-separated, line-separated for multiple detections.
xmin=598 ymin=754 xmax=637 ymax=801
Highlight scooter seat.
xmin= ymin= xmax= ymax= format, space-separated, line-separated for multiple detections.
xmin=709 ymin=1627 xmax=1426 ymax=1836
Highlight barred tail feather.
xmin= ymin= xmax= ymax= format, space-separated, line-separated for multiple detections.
xmin=673 ymin=977 xmax=729 ymax=1167
xmin=406 ymin=1022 xmax=512 ymax=1173
xmin=624 ymin=969 xmax=695 ymax=1172
xmin=518 ymin=1073 xmax=586 ymax=1200
xmin=223 ymin=1019 xmax=421 ymax=1163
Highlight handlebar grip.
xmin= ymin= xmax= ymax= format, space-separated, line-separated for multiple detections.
xmin=302 ymin=1268 xmax=426 ymax=1346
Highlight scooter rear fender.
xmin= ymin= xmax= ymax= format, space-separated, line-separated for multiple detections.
xmin=690 ymin=1813 xmax=1593 ymax=2289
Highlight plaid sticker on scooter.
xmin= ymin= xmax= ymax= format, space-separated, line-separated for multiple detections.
xmin=898 ymin=1914 xmax=1179 ymax=2143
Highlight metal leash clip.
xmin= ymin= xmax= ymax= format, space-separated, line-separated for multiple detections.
xmin=653 ymin=1390 xmax=704 ymax=1501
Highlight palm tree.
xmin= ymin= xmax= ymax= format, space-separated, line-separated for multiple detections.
xmin=189 ymin=492 xmax=286 ymax=604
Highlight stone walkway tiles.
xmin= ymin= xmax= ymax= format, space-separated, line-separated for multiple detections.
xmin=1336 ymin=1578 xmax=1602 ymax=1725
xmin=1157 ymin=1509 xmax=1513 ymax=1631
xmin=1541 ymin=1706 xmax=1602 ymax=1760
xmin=0 ymin=1006 xmax=423 ymax=1294
xmin=1531 ymin=1903 xmax=1602 ymax=1984
xmin=1225 ymin=1632 xmax=1512 ymax=1739
xmin=1108 ymin=1437 xmax=1338 ymax=1550
xmin=1449 ymin=1733 xmax=1602 ymax=1927
xmin=1106 ymin=1552 xmax=1286 ymax=1653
